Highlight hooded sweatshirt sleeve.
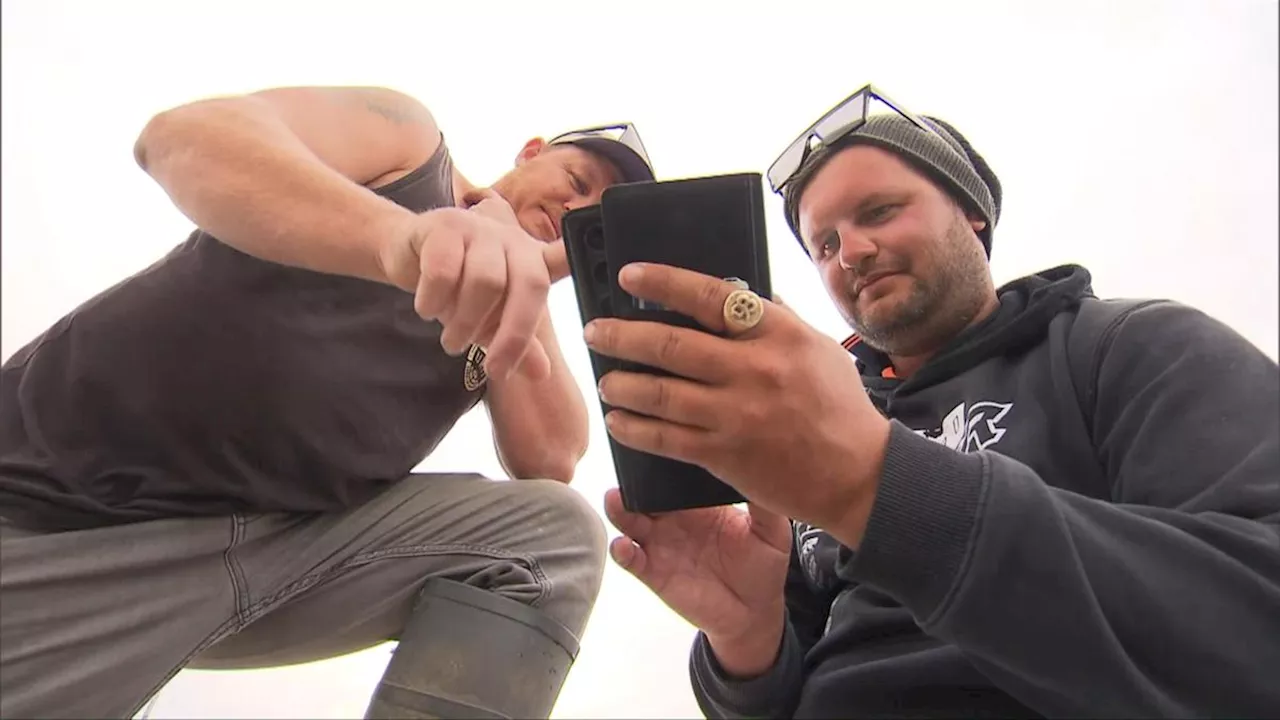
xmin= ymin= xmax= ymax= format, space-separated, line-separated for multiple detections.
xmin=842 ymin=300 xmax=1280 ymax=718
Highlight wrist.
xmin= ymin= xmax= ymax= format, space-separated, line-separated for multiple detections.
xmin=372 ymin=205 xmax=433 ymax=288
xmin=825 ymin=414 xmax=891 ymax=550
xmin=705 ymin=605 xmax=786 ymax=680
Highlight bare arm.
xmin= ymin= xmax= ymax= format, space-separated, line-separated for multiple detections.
xmin=133 ymin=86 xmax=441 ymax=283
xmin=484 ymin=309 xmax=589 ymax=483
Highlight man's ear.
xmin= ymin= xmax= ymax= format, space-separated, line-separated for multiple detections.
xmin=515 ymin=137 xmax=547 ymax=166
xmin=967 ymin=211 xmax=988 ymax=234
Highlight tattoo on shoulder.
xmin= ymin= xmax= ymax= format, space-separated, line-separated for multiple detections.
xmin=349 ymin=88 xmax=432 ymax=127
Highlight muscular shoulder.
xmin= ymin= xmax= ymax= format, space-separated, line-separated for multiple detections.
xmin=251 ymin=85 xmax=444 ymax=188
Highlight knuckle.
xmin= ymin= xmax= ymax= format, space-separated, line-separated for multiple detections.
xmin=722 ymin=405 xmax=767 ymax=452
xmin=716 ymin=402 xmax=745 ymax=436
xmin=749 ymin=353 xmax=790 ymax=388
xmin=420 ymin=232 xmax=448 ymax=256
xmin=433 ymin=207 xmax=467 ymax=230
xmin=471 ymin=269 xmax=506 ymax=296
xmin=656 ymin=329 xmax=683 ymax=365
xmin=648 ymin=425 xmax=672 ymax=455
xmin=518 ymin=265 xmax=551 ymax=294
xmin=413 ymin=292 xmax=432 ymax=318
xmin=699 ymin=282 xmax=724 ymax=315
xmin=419 ymin=261 xmax=451 ymax=289
xmin=438 ymin=325 xmax=461 ymax=351
xmin=508 ymin=249 xmax=550 ymax=286
xmin=477 ymin=277 xmax=505 ymax=298
xmin=740 ymin=397 xmax=770 ymax=426
xmin=651 ymin=378 xmax=673 ymax=412
xmin=398 ymin=225 xmax=427 ymax=258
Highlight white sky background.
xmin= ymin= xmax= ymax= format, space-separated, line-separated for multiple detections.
xmin=2 ymin=0 xmax=1277 ymax=717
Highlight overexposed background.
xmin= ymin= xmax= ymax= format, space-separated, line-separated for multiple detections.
xmin=2 ymin=0 xmax=1276 ymax=717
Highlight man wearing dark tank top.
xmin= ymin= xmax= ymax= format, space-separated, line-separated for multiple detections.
xmin=0 ymin=85 xmax=655 ymax=719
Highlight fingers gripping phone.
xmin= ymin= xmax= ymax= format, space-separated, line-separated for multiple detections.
xmin=563 ymin=172 xmax=773 ymax=514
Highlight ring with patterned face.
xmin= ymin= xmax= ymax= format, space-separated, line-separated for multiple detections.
xmin=722 ymin=288 xmax=765 ymax=337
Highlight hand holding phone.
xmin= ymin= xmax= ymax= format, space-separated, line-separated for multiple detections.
xmin=563 ymin=172 xmax=773 ymax=514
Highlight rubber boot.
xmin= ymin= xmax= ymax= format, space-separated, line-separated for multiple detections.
xmin=363 ymin=578 xmax=581 ymax=719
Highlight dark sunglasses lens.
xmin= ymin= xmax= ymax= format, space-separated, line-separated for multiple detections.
xmin=769 ymin=90 xmax=870 ymax=192
xmin=768 ymin=138 xmax=808 ymax=192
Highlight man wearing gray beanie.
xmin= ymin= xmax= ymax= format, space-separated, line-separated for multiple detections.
xmin=583 ymin=84 xmax=1280 ymax=718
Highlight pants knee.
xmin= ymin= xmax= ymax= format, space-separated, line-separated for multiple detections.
xmin=509 ymin=480 xmax=607 ymax=616
xmin=525 ymin=480 xmax=606 ymax=569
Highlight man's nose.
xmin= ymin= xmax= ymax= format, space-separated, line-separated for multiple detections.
xmin=837 ymin=227 xmax=877 ymax=271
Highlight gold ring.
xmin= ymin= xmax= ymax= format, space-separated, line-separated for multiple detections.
xmin=722 ymin=289 xmax=764 ymax=336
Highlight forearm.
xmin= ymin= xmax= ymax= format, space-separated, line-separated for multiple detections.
xmin=485 ymin=311 xmax=589 ymax=482
xmin=134 ymin=96 xmax=412 ymax=283
xmin=690 ymin=617 xmax=805 ymax=719
xmin=845 ymin=423 xmax=1280 ymax=717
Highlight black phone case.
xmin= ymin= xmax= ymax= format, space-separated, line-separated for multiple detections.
xmin=563 ymin=203 xmax=623 ymax=384
xmin=562 ymin=173 xmax=772 ymax=514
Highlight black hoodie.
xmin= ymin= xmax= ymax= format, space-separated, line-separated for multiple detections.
xmin=689 ymin=265 xmax=1280 ymax=718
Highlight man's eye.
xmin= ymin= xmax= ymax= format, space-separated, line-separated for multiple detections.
xmin=819 ymin=236 xmax=839 ymax=258
xmin=863 ymin=204 xmax=899 ymax=224
xmin=568 ymin=171 xmax=588 ymax=195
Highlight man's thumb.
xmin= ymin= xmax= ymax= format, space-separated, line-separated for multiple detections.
xmin=747 ymin=502 xmax=792 ymax=552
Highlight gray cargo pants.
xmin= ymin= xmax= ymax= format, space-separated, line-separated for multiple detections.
xmin=0 ymin=473 xmax=607 ymax=718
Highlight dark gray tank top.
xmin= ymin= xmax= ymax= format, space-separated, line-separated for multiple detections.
xmin=0 ymin=142 xmax=485 ymax=531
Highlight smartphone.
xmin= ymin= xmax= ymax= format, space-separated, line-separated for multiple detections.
xmin=563 ymin=172 xmax=772 ymax=514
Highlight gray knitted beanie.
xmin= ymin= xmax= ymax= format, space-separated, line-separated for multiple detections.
xmin=781 ymin=114 xmax=1002 ymax=256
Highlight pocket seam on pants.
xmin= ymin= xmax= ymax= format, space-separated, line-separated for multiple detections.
xmin=223 ymin=515 xmax=252 ymax=626
xmin=131 ymin=518 xmax=251 ymax=719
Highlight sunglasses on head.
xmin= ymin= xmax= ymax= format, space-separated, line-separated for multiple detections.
xmin=767 ymin=83 xmax=940 ymax=194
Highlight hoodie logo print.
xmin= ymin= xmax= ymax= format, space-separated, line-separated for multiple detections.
xmin=793 ymin=522 xmax=841 ymax=592
xmin=797 ymin=524 xmax=826 ymax=581
xmin=914 ymin=400 xmax=1014 ymax=452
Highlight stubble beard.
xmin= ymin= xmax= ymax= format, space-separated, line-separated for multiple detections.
xmin=842 ymin=218 xmax=990 ymax=357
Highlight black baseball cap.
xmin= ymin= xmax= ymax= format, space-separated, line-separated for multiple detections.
xmin=547 ymin=123 xmax=655 ymax=184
